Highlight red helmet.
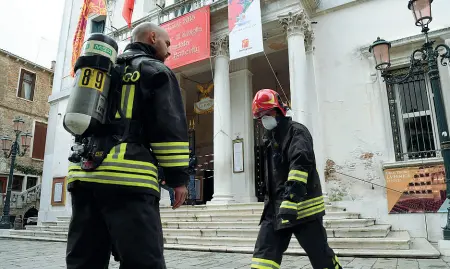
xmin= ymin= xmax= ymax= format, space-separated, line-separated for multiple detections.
xmin=252 ymin=89 xmax=287 ymax=119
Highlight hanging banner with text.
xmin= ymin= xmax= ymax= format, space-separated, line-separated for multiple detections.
xmin=384 ymin=164 xmax=446 ymax=214
xmin=228 ymin=0 xmax=264 ymax=60
xmin=161 ymin=6 xmax=211 ymax=70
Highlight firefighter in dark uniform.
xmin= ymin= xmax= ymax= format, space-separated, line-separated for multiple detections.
xmin=251 ymin=89 xmax=342 ymax=269
xmin=66 ymin=22 xmax=189 ymax=269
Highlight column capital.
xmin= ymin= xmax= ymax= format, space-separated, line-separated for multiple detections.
xmin=278 ymin=10 xmax=312 ymax=38
xmin=305 ymin=31 xmax=315 ymax=53
xmin=211 ymin=35 xmax=229 ymax=58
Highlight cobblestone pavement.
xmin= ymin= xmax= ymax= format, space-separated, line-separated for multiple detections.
xmin=1 ymin=239 xmax=450 ymax=268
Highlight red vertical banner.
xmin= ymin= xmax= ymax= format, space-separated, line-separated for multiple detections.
xmin=161 ymin=6 xmax=211 ymax=70
xmin=70 ymin=0 xmax=107 ymax=77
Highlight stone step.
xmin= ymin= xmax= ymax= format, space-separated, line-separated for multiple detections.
xmin=163 ymin=231 xmax=411 ymax=250
xmin=162 ymin=218 xmax=376 ymax=229
xmin=6 ymin=227 xmax=406 ymax=249
xmin=26 ymin=225 xmax=69 ymax=232
xmin=163 ymin=225 xmax=391 ymax=238
xmin=164 ymin=238 xmax=440 ymax=258
xmin=23 ymin=224 xmax=391 ymax=238
xmin=9 ymin=230 xmax=68 ymax=240
xmin=159 ymin=204 xmax=345 ymax=213
xmin=159 ymin=212 xmax=360 ymax=222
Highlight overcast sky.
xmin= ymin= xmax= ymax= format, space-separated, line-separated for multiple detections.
xmin=0 ymin=0 xmax=65 ymax=69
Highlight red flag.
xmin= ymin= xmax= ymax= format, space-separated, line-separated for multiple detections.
xmin=122 ymin=0 xmax=135 ymax=28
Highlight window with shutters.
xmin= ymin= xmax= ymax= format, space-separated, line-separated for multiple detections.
xmin=385 ymin=67 xmax=441 ymax=161
xmin=91 ymin=19 xmax=105 ymax=33
xmin=17 ymin=69 xmax=36 ymax=101
xmin=31 ymin=121 xmax=48 ymax=160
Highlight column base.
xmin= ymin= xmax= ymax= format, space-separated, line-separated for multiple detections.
xmin=207 ymin=194 xmax=235 ymax=205
xmin=233 ymin=195 xmax=258 ymax=203
xmin=439 ymin=240 xmax=450 ymax=256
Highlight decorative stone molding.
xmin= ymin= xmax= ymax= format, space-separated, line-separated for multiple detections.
xmin=278 ymin=10 xmax=312 ymax=39
xmin=211 ymin=35 xmax=229 ymax=58
xmin=304 ymin=30 xmax=315 ymax=52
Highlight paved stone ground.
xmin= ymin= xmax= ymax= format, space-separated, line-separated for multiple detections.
xmin=1 ymin=239 xmax=450 ymax=268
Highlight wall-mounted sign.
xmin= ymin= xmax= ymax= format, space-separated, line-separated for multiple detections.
xmin=194 ymin=82 xmax=214 ymax=114
xmin=233 ymin=138 xmax=244 ymax=173
xmin=161 ymin=6 xmax=211 ymax=70
xmin=228 ymin=0 xmax=264 ymax=60
xmin=51 ymin=177 xmax=66 ymax=206
xmin=384 ymin=164 xmax=446 ymax=214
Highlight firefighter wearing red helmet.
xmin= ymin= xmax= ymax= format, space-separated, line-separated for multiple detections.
xmin=251 ymin=89 xmax=342 ymax=269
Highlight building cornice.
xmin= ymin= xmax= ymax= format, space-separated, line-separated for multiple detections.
xmin=0 ymin=48 xmax=54 ymax=73
xmin=359 ymin=27 xmax=450 ymax=58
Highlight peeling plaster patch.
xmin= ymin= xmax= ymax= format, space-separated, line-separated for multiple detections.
xmin=325 ymin=148 xmax=385 ymax=201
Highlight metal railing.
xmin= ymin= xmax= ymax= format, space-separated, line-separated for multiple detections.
xmin=0 ymin=184 xmax=41 ymax=209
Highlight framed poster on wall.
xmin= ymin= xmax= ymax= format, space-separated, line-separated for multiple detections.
xmin=384 ymin=164 xmax=446 ymax=214
xmin=232 ymin=138 xmax=244 ymax=173
xmin=51 ymin=177 xmax=66 ymax=206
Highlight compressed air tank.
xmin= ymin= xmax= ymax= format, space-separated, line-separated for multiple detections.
xmin=63 ymin=33 xmax=118 ymax=136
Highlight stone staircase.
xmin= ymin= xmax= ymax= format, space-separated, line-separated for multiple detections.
xmin=1 ymin=202 xmax=441 ymax=258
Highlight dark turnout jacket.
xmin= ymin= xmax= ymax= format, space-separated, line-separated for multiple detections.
xmin=262 ymin=117 xmax=325 ymax=230
xmin=68 ymin=42 xmax=190 ymax=197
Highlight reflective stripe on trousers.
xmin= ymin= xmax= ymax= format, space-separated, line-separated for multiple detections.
xmin=251 ymin=257 xmax=280 ymax=269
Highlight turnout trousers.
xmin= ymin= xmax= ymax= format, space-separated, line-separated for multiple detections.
xmin=66 ymin=185 xmax=166 ymax=269
xmin=252 ymin=212 xmax=342 ymax=269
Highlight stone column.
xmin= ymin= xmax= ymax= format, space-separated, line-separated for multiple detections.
xmin=279 ymin=10 xmax=313 ymax=129
xmin=279 ymin=11 xmax=327 ymax=192
xmin=208 ymin=35 xmax=235 ymax=204
xmin=230 ymin=57 xmax=257 ymax=203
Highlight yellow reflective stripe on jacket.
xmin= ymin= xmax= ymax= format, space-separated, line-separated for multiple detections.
xmin=115 ymin=84 xmax=135 ymax=119
xmin=251 ymin=258 xmax=280 ymax=269
xmin=150 ymin=142 xmax=189 ymax=167
xmin=280 ymin=196 xmax=324 ymax=211
xmin=151 ymin=142 xmax=189 ymax=154
xmin=296 ymin=202 xmax=325 ymax=220
xmin=288 ymin=169 xmax=308 ymax=184
xmin=157 ymin=155 xmax=189 ymax=167
xmin=67 ymin=170 xmax=159 ymax=192
xmin=69 ymin=161 xmax=157 ymax=177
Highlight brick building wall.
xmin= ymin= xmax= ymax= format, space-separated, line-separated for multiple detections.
xmin=0 ymin=49 xmax=53 ymax=194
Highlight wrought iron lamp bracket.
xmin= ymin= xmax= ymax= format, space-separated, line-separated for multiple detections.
xmin=381 ymin=48 xmax=427 ymax=85
xmin=435 ymin=43 xmax=450 ymax=67
xmin=3 ymin=141 xmax=27 ymax=159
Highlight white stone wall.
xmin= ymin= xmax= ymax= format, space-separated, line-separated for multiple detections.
xmin=313 ymin=0 xmax=450 ymax=241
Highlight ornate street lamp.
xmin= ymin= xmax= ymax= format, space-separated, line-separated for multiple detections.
xmin=408 ymin=0 xmax=433 ymax=28
xmin=371 ymin=0 xmax=450 ymax=239
xmin=0 ymin=117 xmax=32 ymax=229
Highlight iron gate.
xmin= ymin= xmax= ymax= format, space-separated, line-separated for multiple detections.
xmin=254 ymin=120 xmax=267 ymax=202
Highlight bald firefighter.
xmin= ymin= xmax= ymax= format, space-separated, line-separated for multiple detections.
xmin=65 ymin=22 xmax=189 ymax=269
xmin=251 ymin=89 xmax=342 ymax=269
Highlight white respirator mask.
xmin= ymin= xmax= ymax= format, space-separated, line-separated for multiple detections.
xmin=261 ymin=116 xmax=278 ymax=130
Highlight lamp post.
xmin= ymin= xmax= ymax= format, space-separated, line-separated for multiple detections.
xmin=0 ymin=117 xmax=32 ymax=229
xmin=369 ymin=0 xmax=450 ymax=239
